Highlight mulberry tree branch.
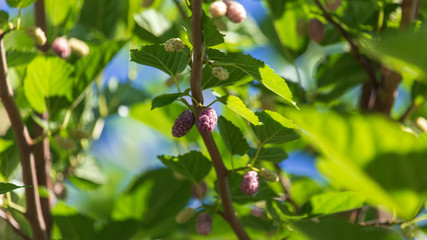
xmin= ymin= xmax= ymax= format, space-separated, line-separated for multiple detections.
xmin=189 ymin=1 xmax=249 ymax=239
xmin=34 ymin=0 xmax=54 ymax=235
xmin=0 ymin=32 xmax=48 ymax=240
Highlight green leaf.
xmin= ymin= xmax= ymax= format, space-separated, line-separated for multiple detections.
xmin=251 ymin=110 xmax=300 ymax=145
xmin=0 ymin=182 xmax=29 ymax=194
xmin=0 ymin=139 xmax=13 ymax=153
xmin=131 ymin=44 xmax=189 ymax=76
xmin=203 ymin=13 xmax=224 ymax=47
xmin=24 ymin=56 xmax=73 ymax=113
xmin=6 ymin=49 xmax=37 ymax=67
xmin=151 ymin=88 xmax=190 ymax=110
xmin=158 ymin=151 xmax=211 ymax=183
xmin=6 ymin=0 xmax=35 ymax=8
xmin=248 ymin=147 xmax=288 ymax=163
xmin=0 ymin=11 xmax=9 ymax=28
xmin=120 ymin=168 xmax=191 ymax=236
xmin=218 ymin=116 xmax=249 ymax=156
xmin=206 ymin=49 xmax=295 ymax=106
xmin=293 ymin=216 xmax=401 ymax=240
xmin=287 ymin=107 xmax=427 ymax=219
xmin=362 ymin=29 xmax=427 ymax=83
xmin=303 ymin=191 xmax=366 ymax=216
xmin=214 ymin=92 xmax=261 ymax=126
xmin=52 ymin=202 xmax=99 ymax=240
xmin=45 ymin=0 xmax=73 ymax=26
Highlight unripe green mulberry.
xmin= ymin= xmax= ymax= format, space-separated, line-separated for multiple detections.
xmin=164 ymin=38 xmax=185 ymax=52
xmin=26 ymin=26 xmax=47 ymax=46
xmin=69 ymin=38 xmax=90 ymax=57
xmin=259 ymin=168 xmax=279 ymax=182
xmin=176 ymin=207 xmax=195 ymax=224
xmin=212 ymin=67 xmax=229 ymax=81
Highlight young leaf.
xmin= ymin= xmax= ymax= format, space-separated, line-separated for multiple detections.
xmin=151 ymin=88 xmax=190 ymax=110
xmin=24 ymin=56 xmax=73 ymax=113
xmin=158 ymin=151 xmax=212 ymax=183
xmin=218 ymin=116 xmax=249 ymax=156
xmin=303 ymin=191 xmax=366 ymax=216
xmin=214 ymin=92 xmax=261 ymax=126
xmin=251 ymin=110 xmax=300 ymax=145
xmin=0 ymin=182 xmax=29 ymax=194
xmin=130 ymin=44 xmax=189 ymax=77
xmin=206 ymin=49 xmax=295 ymax=107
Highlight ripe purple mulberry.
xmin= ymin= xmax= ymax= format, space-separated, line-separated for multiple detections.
xmin=172 ymin=110 xmax=195 ymax=138
xmin=196 ymin=212 xmax=212 ymax=236
xmin=225 ymin=1 xmax=247 ymax=23
xmin=52 ymin=37 xmax=71 ymax=59
xmin=196 ymin=108 xmax=217 ymax=133
xmin=325 ymin=0 xmax=341 ymax=11
xmin=210 ymin=1 xmax=227 ymax=18
xmin=309 ymin=18 xmax=325 ymax=43
xmin=240 ymin=171 xmax=259 ymax=195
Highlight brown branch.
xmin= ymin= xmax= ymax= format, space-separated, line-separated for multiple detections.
xmin=34 ymin=0 xmax=54 ymax=236
xmin=0 ymin=33 xmax=48 ymax=240
xmin=0 ymin=209 xmax=31 ymax=240
xmin=313 ymin=0 xmax=378 ymax=89
xmin=189 ymin=1 xmax=249 ymax=239
xmin=372 ymin=0 xmax=420 ymax=115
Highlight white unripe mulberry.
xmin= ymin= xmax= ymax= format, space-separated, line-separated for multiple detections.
xmin=209 ymin=1 xmax=227 ymax=18
xmin=164 ymin=38 xmax=185 ymax=52
xmin=69 ymin=38 xmax=90 ymax=57
xmin=26 ymin=26 xmax=47 ymax=46
xmin=212 ymin=67 xmax=229 ymax=81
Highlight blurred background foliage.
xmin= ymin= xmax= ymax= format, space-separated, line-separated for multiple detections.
xmin=0 ymin=0 xmax=427 ymax=239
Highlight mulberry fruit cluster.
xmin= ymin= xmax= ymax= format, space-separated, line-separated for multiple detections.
xmin=240 ymin=171 xmax=259 ymax=195
xmin=225 ymin=1 xmax=247 ymax=23
xmin=212 ymin=67 xmax=229 ymax=81
xmin=164 ymin=38 xmax=185 ymax=52
xmin=172 ymin=110 xmax=195 ymax=138
xmin=196 ymin=108 xmax=218 ymax=133
xmin=325 ymin=0 xmax=341 ymax=11
xmin=196 ymin=212 xmax=212 ymax=235
xmin=26 ymin=26 xmax=47 ymax=46
xmin=259 ymin=168 xmax=279 ymax=182
xmin=209 ymin=1 xmax=228 ymax=18
xmin=176 ymin=207 xmax=195 ymax=224
xmin=52 ymin=37 xmax=71 ymax=59
xmin=309 ymin=18 xmax=325 ymax=43
xmin=69 ymin=38 xmax=90 ymax=57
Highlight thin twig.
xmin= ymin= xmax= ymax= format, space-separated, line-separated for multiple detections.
xmin=274 ymin=164 xmax=301 ymax=213
xmin=189 ymin=1 xmax=249 ymax=239
xmin=0 ymin=209 xmax=31 ymax=240
xmin=313 ymin=0 xmax=378 ymax=89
